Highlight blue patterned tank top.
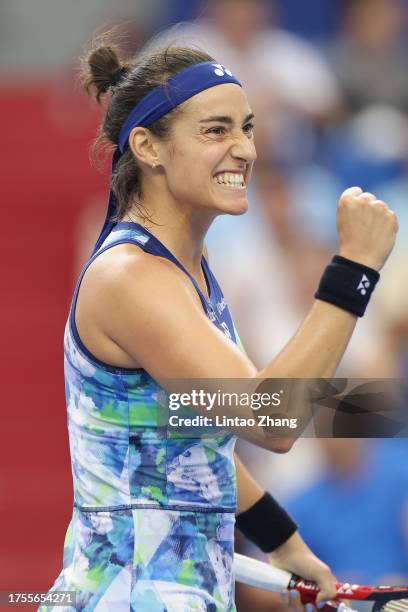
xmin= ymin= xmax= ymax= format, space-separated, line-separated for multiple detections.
xmin=65 ymin=221 xmax=238 ymax=514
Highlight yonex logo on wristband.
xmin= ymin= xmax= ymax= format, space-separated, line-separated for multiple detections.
xmin=315 ymin=256 xmax=380 ymax=317
xmin=357 ymin=274 xmax=370 ymax=295
xmin=213 ymin=63 xmax=233 ymax=77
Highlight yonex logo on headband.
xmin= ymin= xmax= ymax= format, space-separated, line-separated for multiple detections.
xmin=213 ymin=64 xmax=233 ymax=77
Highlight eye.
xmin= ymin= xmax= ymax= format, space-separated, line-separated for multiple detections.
xmin=206 ymin=126 xmax=226 ymax=135
xmin=243 ymin=122 xmax=255 ymax=135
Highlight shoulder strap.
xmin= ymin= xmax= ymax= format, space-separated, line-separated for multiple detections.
xmin=73 ymin=222 xmax=237 ymax=344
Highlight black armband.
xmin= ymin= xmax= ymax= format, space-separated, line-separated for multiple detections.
xmin=314 ymin=255 xmax=380 ymax=317
xmin=235 ymin=492 xmax=298 ymax=553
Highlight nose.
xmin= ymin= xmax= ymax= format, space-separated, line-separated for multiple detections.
xmin=230 ymin=132 xmax=257 ymax=163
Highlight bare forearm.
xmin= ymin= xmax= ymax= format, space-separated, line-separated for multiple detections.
xmin=269 ymin=531 xmax=337 ymax=603
xmin=235 ymin=453 xmax=264 ymax=514
xmin=259 ymin=300 xmax=357 ymax=379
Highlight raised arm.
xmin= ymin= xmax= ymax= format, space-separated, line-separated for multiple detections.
xmin=88 ymin=187 xmax=397 ymax=449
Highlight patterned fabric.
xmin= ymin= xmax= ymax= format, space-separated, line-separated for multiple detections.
xmin=43 ymin=508 xmax=235 ymax=611
xmin=40 ymin=223 xmax=239 ymax=611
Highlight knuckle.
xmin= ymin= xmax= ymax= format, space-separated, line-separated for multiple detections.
xmin=359 ymin=191 xmax=376 ymax=200
xmin=321 ymin=568 xmax=333 ymax=580
xmin=343 ymin=185 xmax=363 ymax=195
xmin=320 ymin=567 xmax=335 ymax=582
xmin=340 ymin=186 xmax=362 ymax=201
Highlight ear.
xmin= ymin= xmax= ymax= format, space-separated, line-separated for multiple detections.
xmin=128 ymin=127 xmax=159 ymax=168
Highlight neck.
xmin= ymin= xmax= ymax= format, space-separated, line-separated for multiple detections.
xmin=124 ymin=181 xmax=215 ymax=278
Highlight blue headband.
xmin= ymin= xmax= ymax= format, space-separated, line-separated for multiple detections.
xmin=118 ymin=61 xmax=241 ymax=152
xmin=92 ymin=61 xmax=242 ymax=254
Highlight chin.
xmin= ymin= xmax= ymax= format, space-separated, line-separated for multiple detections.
xmin=225 ymin=202 xmax=248 ymax=217
xmin=215 ymin=196 xmax=249 ymax=217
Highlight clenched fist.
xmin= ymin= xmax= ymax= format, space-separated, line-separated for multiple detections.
xmin=337 ymin=186 xmax=398 ymax=271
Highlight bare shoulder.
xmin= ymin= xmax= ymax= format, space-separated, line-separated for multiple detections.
xmin=82 ymin=242 xmax=198 ymax=308
xmin=95 ymin=244 xmax=194 ymax=298
xmin=85 ymin=242 xmax=209 ymax=296
xmin=75 ymin=242 xmax=203 ymax=369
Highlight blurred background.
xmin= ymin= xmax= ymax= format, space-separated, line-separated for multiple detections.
xmin=1 ymin=0 xmax=408 ymax=610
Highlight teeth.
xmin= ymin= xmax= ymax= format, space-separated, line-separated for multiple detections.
xmin=214 ymin=172 xmax=245 ymax=187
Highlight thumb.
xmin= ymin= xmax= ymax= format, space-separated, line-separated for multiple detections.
xmin=314 ymin=571 xmax=338 ymax=604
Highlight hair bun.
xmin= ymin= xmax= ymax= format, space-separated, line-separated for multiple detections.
xmin=81 ymin=43 xmax=126 ymax=102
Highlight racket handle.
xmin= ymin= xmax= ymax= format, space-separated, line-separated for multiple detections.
xmin=234 ymin=552 xmax=292 ymax=591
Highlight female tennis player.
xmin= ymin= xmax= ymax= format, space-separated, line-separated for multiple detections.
xmin=39 ymin=39 xmax=397 ymax=612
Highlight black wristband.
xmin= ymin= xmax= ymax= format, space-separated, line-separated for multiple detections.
xmin=314 ymin=255 xmax=380 ymax=317
xmin=235 ymin=492 xmax=298 ymax=553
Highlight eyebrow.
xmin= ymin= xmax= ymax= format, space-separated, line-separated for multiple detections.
xmin=199 ymin=112 xmax=255 ymax=125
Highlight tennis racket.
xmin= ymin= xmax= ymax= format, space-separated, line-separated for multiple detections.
xmin=234 ymin=553 xmax=408 ymax=611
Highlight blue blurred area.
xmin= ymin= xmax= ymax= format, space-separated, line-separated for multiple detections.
xmin=284 ymin=439 xmax=408 ymax=584
xmin=161 ymin=0 xmax=202 ymax=23
xmin=274 ymin=0 xmax=344 ymax=41
xmin=165 ymin=0 xmax=344 ymax=41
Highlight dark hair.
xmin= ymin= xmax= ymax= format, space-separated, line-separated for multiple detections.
xmin=81 ymin=36 xmax=214 ymax=220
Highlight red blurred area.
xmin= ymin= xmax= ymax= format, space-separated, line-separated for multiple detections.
xmin=0 ymin=77 xmax=105 ymax=604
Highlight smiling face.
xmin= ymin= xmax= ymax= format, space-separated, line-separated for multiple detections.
xmin=153 ymin=83 xmax=257 ymax=218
